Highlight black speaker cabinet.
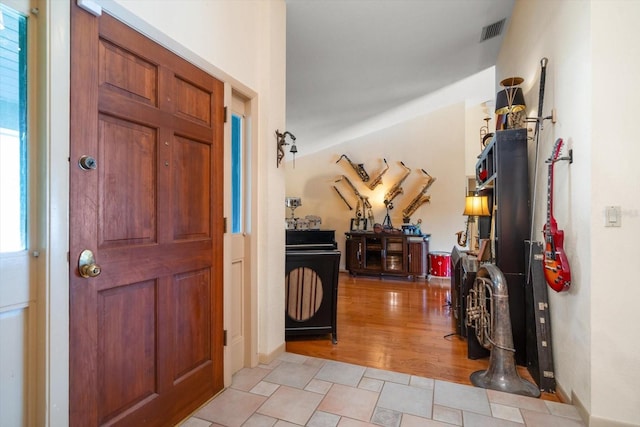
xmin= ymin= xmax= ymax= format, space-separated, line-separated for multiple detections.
xmin=285 ymin=250 xmax=340 ymax=343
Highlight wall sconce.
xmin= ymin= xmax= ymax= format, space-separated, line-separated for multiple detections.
xmin=463 ymin=195 xmax=491 ymax=251
xmin=495 ymin=77 xmax=526 ymax=130
xmin=276 ymin=130 xmax=298 ymax=168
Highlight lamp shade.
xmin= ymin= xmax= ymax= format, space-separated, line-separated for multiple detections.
xmin=463 ymin=195 xmax=491 ymax=217
xmin=495 ymin=87 xmax=526 ymax=115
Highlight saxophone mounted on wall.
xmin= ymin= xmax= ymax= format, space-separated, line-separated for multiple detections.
xmin=383 ymin=162 xmax=411 ymax=207
xmin=336 ymin=154 xmax=370 ymax=182
xmin=401 ymin=170 xmax=436 ymax=222
xmin=367 ymin=158 xmax=389 ymax=190
xmin=335 ymin=175 xmax=375 ymax=226
xmin=466 ymin=264 xmax=540 ymax=397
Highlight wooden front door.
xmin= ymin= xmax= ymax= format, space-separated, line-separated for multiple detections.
xmin=69 ymin=4 xmax=224 ymax=426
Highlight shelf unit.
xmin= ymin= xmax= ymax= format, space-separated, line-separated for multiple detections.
xmin=345 ymin=232 xmax=429 ymax=279
xmin=474 ymin=128 xmax=530 ymax=365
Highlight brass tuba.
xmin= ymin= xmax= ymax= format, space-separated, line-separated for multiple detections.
xmin=466 ymin=264 xmax=540 ymax=397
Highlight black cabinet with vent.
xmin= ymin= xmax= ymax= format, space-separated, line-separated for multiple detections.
xmin=285 ymin=230 xmax=341 ymax=344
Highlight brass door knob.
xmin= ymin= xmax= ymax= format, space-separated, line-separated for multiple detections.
xmin=78 ymin=249 xmax=101 ymax=278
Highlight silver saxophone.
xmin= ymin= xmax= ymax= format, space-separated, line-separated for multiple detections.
xmin=336 ymin=154 xmax=370 ymax=182
xmin=401 ymin=170 xmax=436 ymax=221
xmin=466 ymin=264 xmax=540 ymax=397
xmin=383 ymin=161 xmax=411 ymax=206
xmin=367 ymin=158 xmax=389 ymax=190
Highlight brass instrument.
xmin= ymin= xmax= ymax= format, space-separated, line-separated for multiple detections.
xmin=466 ymin=264 xmax=540 ymax=397
xmin=335 ymin=175 xmax=373 ymax=227
xmin=332 ymin=185 xmax=353 ymax=210
xmin=336 ymin=154 xmax=370 ymax=182
xmin=456 ymin=225 xmax=468 ymax=247
xmin=362 ymin=196 xmax=375 ymax=225
xmin=384 ymin=162 xmax=411 ymax=206
xmin=456 ymin=216 xmax=471 ymax=246
xmin=367 ymin=158 xmax=389 ymax=190
xmin=401 ymin=170 xmax=436 ymax=222
xmin=338 ymin=174 xmax=361 ymax=199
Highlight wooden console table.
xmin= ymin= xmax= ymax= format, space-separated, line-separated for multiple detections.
xmin=345 ymin=232 xmax=430 ymax=279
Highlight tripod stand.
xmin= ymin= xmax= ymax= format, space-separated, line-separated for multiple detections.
xmin=383 ymin=201 xmax=393 ymax=229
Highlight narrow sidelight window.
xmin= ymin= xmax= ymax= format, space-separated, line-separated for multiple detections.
xmin=231 ymin=113 xmax=243 ymax=234
xmin=0 ymin=4 xmax=28 ymax=253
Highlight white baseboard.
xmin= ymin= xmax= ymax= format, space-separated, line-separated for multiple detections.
xmin=257 ymin=342 xmax=286 ymax=365
xmin=567 ymin=388 xmax=639 ymax=427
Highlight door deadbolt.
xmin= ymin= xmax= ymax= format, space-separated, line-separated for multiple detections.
xmin=79 ymin=155 xmax=97 ymax=170
xmin=78 ymin=249 xmax=101 ymax=278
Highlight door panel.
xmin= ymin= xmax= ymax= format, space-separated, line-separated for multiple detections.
xmin=98 ymin=280 xmax=157 ymax=422
xmin=229 ymin=95 xmax=250 ymax=374
xmin=230 ymin=257 xmax=245 ymax=373
xmin=173 ymin=135 xmax=211 ymax=240
xmin=98 ymin=115 xmax=157 ymax=246
xmin=174 ymin=268 xmax=212 ymax=379
xmin=98 ymin=38 xmax=158 ymax=106
xmin=70 ymin=5 xmax=223 ymax=426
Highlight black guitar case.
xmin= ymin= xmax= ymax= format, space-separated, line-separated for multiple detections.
xmin=525 ymin=240 xmax=556 ymax=393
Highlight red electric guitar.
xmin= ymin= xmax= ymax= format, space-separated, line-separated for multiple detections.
xmin=543 ymin=138 xmax=571 ymax=292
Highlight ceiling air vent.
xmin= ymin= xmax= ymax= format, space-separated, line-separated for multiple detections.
xmin=480 ymin=18 xmax=506 ymax=42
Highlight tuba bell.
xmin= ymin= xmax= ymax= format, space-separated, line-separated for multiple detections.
xmin=466 ymin=264 xmax=540 ymax=397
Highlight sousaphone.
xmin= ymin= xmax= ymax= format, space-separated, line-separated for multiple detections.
xmin=466 ymin=264 xmax=540 ymax=397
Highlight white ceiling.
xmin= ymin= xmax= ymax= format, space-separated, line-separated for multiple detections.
xmin=285 ymin=0 xmax=514 ymax=153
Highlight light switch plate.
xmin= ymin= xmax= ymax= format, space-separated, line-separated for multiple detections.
xmin=605 ymin=206 xmax=621 ymax=227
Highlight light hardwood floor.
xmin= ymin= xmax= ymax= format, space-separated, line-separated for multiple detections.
xmin=285 ymin=272 xmax=561 ymax=402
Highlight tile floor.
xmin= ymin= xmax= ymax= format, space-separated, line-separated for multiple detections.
xmin=180 ymin=353 xmax=585 ymax=427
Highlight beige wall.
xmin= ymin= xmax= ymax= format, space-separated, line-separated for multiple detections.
xmin=499 ymin=1 xmax=640 ymax=425
xmin=591 ymin=1 xmax=640 ymax=425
